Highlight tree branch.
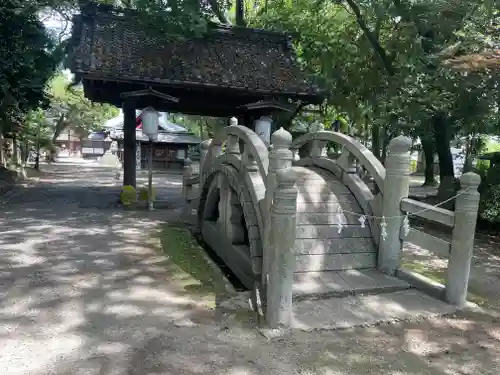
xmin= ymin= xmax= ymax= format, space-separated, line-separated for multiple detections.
xmin=207 ymin=0 xmax=231 ymax=24
xmin=343 ymin=0 xmax=395 ymax=76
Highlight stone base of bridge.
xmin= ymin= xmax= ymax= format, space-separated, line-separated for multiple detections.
xmin=290 ymin=288 xmax=457 ymax=331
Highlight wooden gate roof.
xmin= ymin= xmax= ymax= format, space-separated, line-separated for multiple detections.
xmin=67 ymin=2 xmax=324 ymax=116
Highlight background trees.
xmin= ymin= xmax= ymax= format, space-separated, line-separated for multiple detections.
xmin=0 ymin=0 xmax=62 ymax=163
xmin=249 ymin=0 xmax=498 ymax=194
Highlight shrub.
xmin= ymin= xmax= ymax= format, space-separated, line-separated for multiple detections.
xmin=120 ymin=185 xmax=137 ymax=206
xmin=138 ymin=186 xmax=156 ymax=201
xmin=479 ymin=184 xmax=500 ymax=223
xmin=473 ymin=159 xmax=490 ymax=182
xmin=410 ymin=159 xmax=417 ymax=173
xmin=478 ymin=165 xmax=500 ymax=223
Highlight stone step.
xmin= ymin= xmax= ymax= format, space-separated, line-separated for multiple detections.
xmin=296 ymin=201 xmax=363 ymax=214
xmin=296 ymin=224 xmax=372 ymax=239
xmin=295 ymin=253 xmax=376 ymax=272
xmin=295 ymin=212 xmax=366 ymax=225
xmin=296 ymin=185 xmax=352 ymax=196
xmin=291 ymin=288 xmax=457 ymax=331
xmin=295 ymin=237 xmax=375 ymax=255
xmin=293 ymin=269 xmax=409 ymax=299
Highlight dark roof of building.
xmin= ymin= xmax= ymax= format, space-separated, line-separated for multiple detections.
xmin=67 ymin=2 xmax=323 ymax=105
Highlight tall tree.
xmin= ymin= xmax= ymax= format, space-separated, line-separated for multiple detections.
xmin=0 ymin=0 xmax=62 ymax=163
xmin=250 ymin=0 xmax=498 ymax=192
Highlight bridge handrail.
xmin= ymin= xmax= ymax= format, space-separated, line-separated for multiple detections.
xmin=291 ymin=131 xmax=386 ymax=192
xmin=202 ymin=125 xmax=269 ymax=185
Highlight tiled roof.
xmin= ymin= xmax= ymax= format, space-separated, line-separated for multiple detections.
xmin=68 ymin=3 xmax=322 ymax=98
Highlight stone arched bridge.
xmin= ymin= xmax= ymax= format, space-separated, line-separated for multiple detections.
xmin=182 ymin=125 xmax=481 ymax=328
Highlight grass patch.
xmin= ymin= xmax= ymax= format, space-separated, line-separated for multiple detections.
xmin=401 ymin=260 xmax=489 ymax=307
xmin=155 ymin=223 xmax=227 ymax=307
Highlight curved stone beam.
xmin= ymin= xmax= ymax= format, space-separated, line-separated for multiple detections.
xmin=198 ymin=164 xmax=263 ymax=277
xmin=202 ymin=125 xmax=270 ymax=187
xmin=291 ymin=131 xmax=386 ymax=192
xmin=210 ymin=154 xmax=266 ymax=242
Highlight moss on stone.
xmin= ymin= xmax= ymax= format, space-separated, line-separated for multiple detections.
xmin=401 ymin=260 xmax=487 ymax=306
xmin=157 ymin=224 xmax=227 ymax=307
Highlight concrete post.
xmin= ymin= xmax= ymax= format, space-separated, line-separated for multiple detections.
xmin=446 ymin=172 xmax=481 ymax=307
xmin=377 ymin=135 xmax=412 ymax=275
xmin=266 ymin=167 xmax=298 ymax=328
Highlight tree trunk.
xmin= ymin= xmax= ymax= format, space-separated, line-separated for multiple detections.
xmin=462 ymin=136 xmax=474 ymax=173
xmin=52 ymin=114 xmax=67 ymax=144
xmin=12 ymin=134 xmax=18 ymax=166
xmin=433 ymin=114 xmax=456 ymax=204
xmin=235 ymin=0 xmax=245 ymax=26
xmin=371 ymin=123 xmax=381 ymax=160
xmin=0 ymin=130 xmax=4 ymax=166
xmin=421 ymin=136 xmax=437 ymax=186
xmin=381 ymin=126 xmax=390 ymax=165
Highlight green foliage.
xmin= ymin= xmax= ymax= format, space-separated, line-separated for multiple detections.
xmin=168 ymin=113 xmax=226 ymax=139
xmin=120 ymin=185 xmax=137 ymax=206
xmin=249 ymin=0 xmax=499 ymax=154
xmin=474 ymin=160 xmax=491 ymax=181
xmin=0 ymin=0 xmax=61 ymax=135
xmin=138 ymin=186 xmax=156 ymax=201
xmin=479 ymin=183 xmax=500 ymax=223
xmin=47 ymin=74 xmax=119 ymax=141
xmin=40 ymin=0 xmax=233 ymax=38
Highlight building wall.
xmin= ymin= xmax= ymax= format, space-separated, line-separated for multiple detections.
xmin=116 ymin=141 xmax=190 ymax=170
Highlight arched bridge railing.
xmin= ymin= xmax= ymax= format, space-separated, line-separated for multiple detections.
xmin=291 ymin=131 xmax=386 ymax=193
xmin=291 ymin=131 xmax=387 ymax=244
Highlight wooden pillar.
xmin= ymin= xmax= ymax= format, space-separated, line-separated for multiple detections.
xmin=122 ymin=100 xmax=136 ymax=187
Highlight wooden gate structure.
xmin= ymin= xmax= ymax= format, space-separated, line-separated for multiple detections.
xmin=67 ymin=1 xmax=323 ymax=187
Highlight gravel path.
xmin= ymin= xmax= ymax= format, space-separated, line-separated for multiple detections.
xmin=0 ymin=159 xmax=499 ymax=375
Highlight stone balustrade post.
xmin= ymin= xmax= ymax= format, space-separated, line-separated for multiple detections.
xmin=265 ymin=128 xmax=293 ymax=215
xmin=377 ymin=135 xmax=412 ymax=275
xmin=266 ymin=167 xmax=298 ymax=328
xmin=446 ymin=172 xmax=481 ymax=307
xmin=336 ymin=148 xmax=357 ymax=174
xmin=262 ymin=127 xmax=293 ymax=314
xmin=310 ymin=140 xmax=327 ymax=158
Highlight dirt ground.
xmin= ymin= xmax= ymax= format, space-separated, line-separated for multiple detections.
xmin=0 ymin=159 xmax=499 ymax=375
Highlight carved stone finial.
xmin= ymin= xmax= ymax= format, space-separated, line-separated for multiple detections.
xmin=460 ymin=172 xmax=481 ymax=189
xmin=271 ymin=127 xmax=292 ymax=149
xmin=388 ymin=135 xmax=412 ymax=154
xmin=229 ymin=117 xmax=238 ymax=126
xmin=184 ymin=157 xmax=192 ymax=166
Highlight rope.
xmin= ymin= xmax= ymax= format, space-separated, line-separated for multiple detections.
xmin=339 ymin=188 xmax=470 ymax=221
